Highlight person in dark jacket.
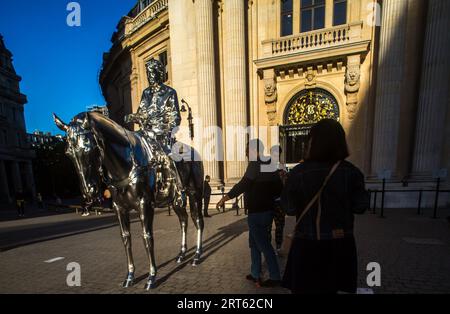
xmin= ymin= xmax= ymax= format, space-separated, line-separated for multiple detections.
xmin=217 ymin=139 xmax=283 ymax=287
xmin=281 ymin=119 xmax=369 ymax=294
xmin=203 ymin=175 xmax=212 ymax=217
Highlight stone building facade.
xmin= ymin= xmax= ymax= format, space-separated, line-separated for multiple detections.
xmin=0 ymin=34 xmax=36 ymax=205
xmin=100 ymin=0 xmax=450 ymax=208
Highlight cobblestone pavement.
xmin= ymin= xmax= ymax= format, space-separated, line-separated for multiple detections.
xmin=0 ymin=206 xmax=449 ymax=294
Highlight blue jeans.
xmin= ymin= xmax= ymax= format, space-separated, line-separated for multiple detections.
xmin=248 ymin=211 xmax=281 ymax=280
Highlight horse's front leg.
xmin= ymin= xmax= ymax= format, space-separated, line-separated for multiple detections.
xmin=187 ymin=188 xmax=204 ymax=266
xmin=115 ymin=203 xmax=135 ymax=287
xmin=138 ymin=197 xmax=157 ymax=290
xmin=172 ymin=203 xmax=188 ymax=263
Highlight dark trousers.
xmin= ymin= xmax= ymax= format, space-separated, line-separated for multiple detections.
xmin=273 ymin=205 xmax=286 ymax=249
xmin=203 ymin=195 xmax=210 ymax=216
xmin=248 ymin=211 xmax=281 ymax=280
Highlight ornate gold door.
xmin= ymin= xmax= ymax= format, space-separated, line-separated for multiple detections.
xmin=280 ymin=88 xmax=339 ymax=164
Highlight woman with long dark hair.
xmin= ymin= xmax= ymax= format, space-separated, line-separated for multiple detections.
xmin=281 ymin=119 xmax=369 ymax=294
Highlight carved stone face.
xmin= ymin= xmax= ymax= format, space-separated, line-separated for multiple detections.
xmin=264 ymin=82 xmax=276 ymax=97
xmin=346 ymin=68 xmax=360 ymax=86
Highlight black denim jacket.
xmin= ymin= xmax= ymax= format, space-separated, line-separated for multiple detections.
xmin=281 ymin=160 xmax=369 ymax=240
xmin=228 ymin=160 xmax=283 ymax=214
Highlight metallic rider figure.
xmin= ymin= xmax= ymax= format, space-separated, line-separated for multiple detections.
xmin=125 ymin=59 xmax=184 ymax=196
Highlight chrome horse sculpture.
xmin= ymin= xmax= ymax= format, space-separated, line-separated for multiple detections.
xmin=53 ymin=111 xmax=205 ymax=290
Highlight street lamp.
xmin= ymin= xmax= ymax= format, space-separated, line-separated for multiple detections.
xmin=180 ymin=98 xmax=194 ymax=140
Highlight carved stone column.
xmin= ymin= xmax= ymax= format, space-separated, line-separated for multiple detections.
xmin=11 ymin=161 xmax=23 ymax=194
xmin=23 ymin=162 xmax=36 ymax=200
xmin=370 ymin=0 xmax=408 ymax=177
xmin=194 ymin=0 xmax=220 ymax=182
xmin=345 ymin=55 xmax=361 ymax=121
xmin=411 ymin=0 xmax=450 ymax=176
xmin=223 ymin=0 xmax=248 ymax=181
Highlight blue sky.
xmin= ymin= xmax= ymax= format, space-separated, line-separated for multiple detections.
xmin=0 ymin=0 xmax=137 ymax=134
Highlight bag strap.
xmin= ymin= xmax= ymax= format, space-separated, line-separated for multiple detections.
xmin=294 ymin=161 xmax=341 ymax=232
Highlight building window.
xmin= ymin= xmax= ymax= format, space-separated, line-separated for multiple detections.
xmin=281 ymin=0 xmax=293 ymax=37
xmin=139 ymin=0 xmax=154 ymax=12
xmin=301 ymin=0 xmax=325 ymax=33
xmin=158 ymin=51 xmax=169 ymax=82
xmin=333 ymin=0 xmax=347 ymax=26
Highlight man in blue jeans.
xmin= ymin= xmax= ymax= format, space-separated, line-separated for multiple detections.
xmin=217 ymin=139 xmax=283 ymax=287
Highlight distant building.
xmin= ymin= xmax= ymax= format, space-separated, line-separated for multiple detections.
xmin=28 ymin=131 xmax=65 ymax=149
xmin=0 ymin=34 xmax=35 ymax=205
xmin=27 ymin=131 xmax=80 ymax=199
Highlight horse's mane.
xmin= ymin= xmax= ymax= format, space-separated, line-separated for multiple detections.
xmin=86 ymin=111 xmax=136 ymax=147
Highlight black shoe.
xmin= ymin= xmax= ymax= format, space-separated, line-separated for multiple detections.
xmin=246 ymin=274 xmax=260 ymax=283
xmin=204 ymin=214 xmax=211 ymax=218
xmin=260 ymin=279 xmax=281 ymax=288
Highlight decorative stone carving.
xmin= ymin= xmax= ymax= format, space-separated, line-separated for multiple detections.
xmin=263 ymin=70 xmax=278 ymax=126
xmin=305 ymin=67 xmax=316 ymax=88
xmin=345 ymin=56 xmax=361 ymax=120
xmin=264 ymin=78 xmax=277 ymax=103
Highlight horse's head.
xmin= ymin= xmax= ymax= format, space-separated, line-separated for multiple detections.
xmin=53 ymin=112 xmax=102 ymax=207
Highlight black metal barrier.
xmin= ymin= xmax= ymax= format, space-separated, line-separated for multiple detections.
xmin=368 ymin=178 xmax=450 ymax=218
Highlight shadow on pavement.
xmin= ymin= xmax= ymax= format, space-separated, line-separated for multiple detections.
xmin=0 ymin=213 xmax=127 ymax=252
xmin=0 ymin=207 xmax=175 ymax=252
xmin=136 ymin=217 xmax=248 ymax=288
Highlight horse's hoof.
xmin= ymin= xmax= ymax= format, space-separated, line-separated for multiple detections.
xmin=144 ymin=276 xmax=157 ymax=290
xmin=122 ymin=273 xmax=135 ymax=288
xmin=191 ymin=254 xmax=201 ymax=266
xmin=176 ymin=253 xmax=186 ymax=263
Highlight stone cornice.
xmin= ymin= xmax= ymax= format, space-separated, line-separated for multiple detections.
xmin=0 ymin=88 xmax=27 ymax=105
xmin=254 ymin=40 xmax=371 ymax=70
xmin=0 ymin=67 xmax=20 ymax=81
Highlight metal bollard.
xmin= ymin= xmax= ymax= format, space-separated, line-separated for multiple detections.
xmin=380 ymin=179 xmax=386 ymax=218
xmin=373 ymin=191 xmax=377 ymax=214
xmin=233 ymin=199 xmax=240 ymax=216
xmin=433 ymin=178 xmax=440 ymax=219
xmin=417 ymin=190 xmax=423 ymax=215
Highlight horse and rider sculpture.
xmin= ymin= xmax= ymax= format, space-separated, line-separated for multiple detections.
xmin=54 ymin=59 xmax=205 ymax=290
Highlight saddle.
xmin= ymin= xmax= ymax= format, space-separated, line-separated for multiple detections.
xmin=138 ymin=131 xmax=185 ymax=207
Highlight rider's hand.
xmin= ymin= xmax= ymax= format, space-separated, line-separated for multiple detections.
xmin=124 ymin=114 xmax=135 ymax=124
xmin=152 ymin=126 xmax=164 ymax=136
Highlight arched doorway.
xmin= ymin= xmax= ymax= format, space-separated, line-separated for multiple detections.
xmin=280 ymin=88 xmax=340 ymax=164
